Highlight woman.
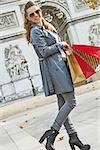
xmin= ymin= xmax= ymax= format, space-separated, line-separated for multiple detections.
xmin=24 ymin=1 xmax=91 ymax=150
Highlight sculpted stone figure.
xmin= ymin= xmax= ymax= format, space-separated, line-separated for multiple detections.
xmin=5 ymin=45 xmax=28 ymax=80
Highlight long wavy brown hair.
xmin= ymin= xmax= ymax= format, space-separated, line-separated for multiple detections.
xmin=24 ymin=1 xmax=56 ymax=43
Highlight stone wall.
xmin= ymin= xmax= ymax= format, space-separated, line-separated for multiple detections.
xmin=0 ymin=0 xmax=100 ymax=103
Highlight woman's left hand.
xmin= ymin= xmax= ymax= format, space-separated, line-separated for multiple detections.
xmin=61 ymin=41 xmax=73 ymax=55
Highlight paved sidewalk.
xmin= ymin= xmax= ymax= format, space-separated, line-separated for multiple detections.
xmin=0 ymin=121 xmax=46 ymax=150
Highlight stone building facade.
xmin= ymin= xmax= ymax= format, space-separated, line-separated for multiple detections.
xmin=0 ymin=0 xmax=100 ymax=103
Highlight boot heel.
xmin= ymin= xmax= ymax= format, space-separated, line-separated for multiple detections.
xmin=39 ymin=128 xmax=59 ymax=150
xmin=39 ymin=130 xmax=53 ymax=143
xmin=39 ymin=133 xmax=47 ymax=143
xmin=69 ymin=141 xmax=76 ymax=150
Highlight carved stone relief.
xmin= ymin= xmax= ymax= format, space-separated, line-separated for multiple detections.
xmin=42 ymin=6 xmax=66 ymax=25
xmin=89 ymin=23 xmax=100 ymax=46
xmin=0 ymin=11 xmax=19 ymax=30
xmin=44 ymin=8 xmax=64 ymax=23
xmin=5 ymin=45 xmax=28 ymax=80
xmin=0 ymin=0 xmax=20 ymax=4
xmin=54 ymin=0 xmax=68 ymax=7
xmin=34 ymin=0 xmax=69 ymax=8
xmin=72 ymin=0 xmax=87 ymax=10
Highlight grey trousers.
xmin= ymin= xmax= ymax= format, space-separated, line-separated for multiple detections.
xmin=52 ymin=92 xmax=76 ymax=135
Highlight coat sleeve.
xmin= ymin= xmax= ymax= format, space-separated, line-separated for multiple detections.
xmin=30 ymin=27 xmax=64 ymax=58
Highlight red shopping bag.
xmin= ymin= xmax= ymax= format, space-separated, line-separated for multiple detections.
xmin=73 ymin=52 xmax=96 ymax=79
xmin=72 ymin=45 xmax=100 ymax=59
xmin=66 ymin=44 xmax=100 ymax=81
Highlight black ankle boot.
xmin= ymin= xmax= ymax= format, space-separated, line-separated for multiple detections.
xmin=69 ymin=133 xmax=91 ymax=150
xmin=39 ymin=127 xmax=59 ymax=150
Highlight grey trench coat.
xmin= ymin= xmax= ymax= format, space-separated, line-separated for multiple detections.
xmin=30 ymin=24 xmax=74 ymax=96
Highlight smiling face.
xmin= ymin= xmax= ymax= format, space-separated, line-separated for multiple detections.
xmin=26 ymin=5 xmax=43 ymax=25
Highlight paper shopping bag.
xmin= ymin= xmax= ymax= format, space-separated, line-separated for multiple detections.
xmin=67 ymin=54 xmax=86 ymax=84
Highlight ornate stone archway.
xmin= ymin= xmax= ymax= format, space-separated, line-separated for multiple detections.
xmin=35 ymin=0 xmax=71 ymax=44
